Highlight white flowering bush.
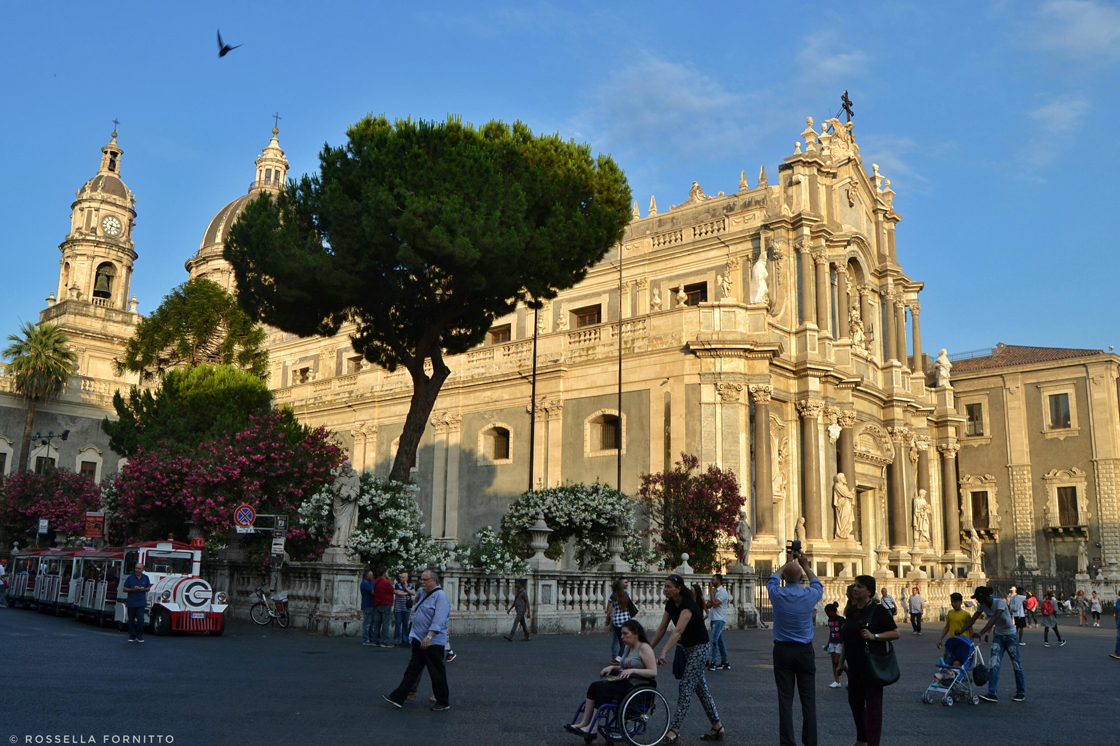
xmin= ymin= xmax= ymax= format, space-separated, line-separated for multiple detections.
xmin=454 ymin=526 xmax=528 ymax=575
xmin=499 ymin=482 xmax=648 ymax=570
xmin=299 ymin=473 xmax=447 ymax=573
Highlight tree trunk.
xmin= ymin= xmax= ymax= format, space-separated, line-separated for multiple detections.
xmin=18 ymin=399 xmax=37 ymax=474
xmin=388 ymin=356 xmax=452 ymax=484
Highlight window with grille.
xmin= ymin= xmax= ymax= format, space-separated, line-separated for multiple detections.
xmin=970 ymin=491 xmax=989 ymax=529
xmin=598 ymin=415 xmax=621 ymax=451
xmin=573 ymin=305 xmax=601 ymax=328
xmin=489 ymin=427 xmax=510 ymax=460
xmin=80 ymin=461 xmax=98 ymax=481
xmin=683 ymin=282 xmax=708 ymax=306
xmin=1057 ymin=486 xmax=1078 ymax=526
xmin=965 ymin=403 xmax=984 ymax=436
xmin=1048 ymin=393 xmax=1071 ymax=429
xmin=35 ymin=456 xmax=56 ymax=475
xmin=490 ymin=324 xmax=511 ymax=344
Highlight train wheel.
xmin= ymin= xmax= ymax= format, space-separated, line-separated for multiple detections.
xmin=152 ymin=609 xmax=171 ymax=636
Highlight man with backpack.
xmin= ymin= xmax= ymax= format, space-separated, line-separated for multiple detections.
xmin=960 ymin=586 xmax=1025 ymax=703
xmin=1039 ymin=589 xmax=1066 ymax=647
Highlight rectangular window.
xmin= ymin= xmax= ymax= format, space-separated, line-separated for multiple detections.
xmin=492 ymin=428 xmax=510 ymax=460
xmin=1049 ymin=393 xmax=1071 ymax=429
xmin=965 ymin=403 xmax=984 ymax=436
xmin=346 ymin=356 xmax=364 ymax=375
xmin=971 ymin=491 xmax=989 ymax=529
xmin=1057 ymin=486 xmax=1079 ymax=526
xmin=598 ymin=417 xmax=620 ymax=451
xmin=80 ymin=461 xmax=98 ymax=481
xmin=265 ymin=168 xmax=272 ymax=184
xmin=34 ymin=456 xmax=56 ymax=475
xmin=683 ymin=282 xmax=708 ymax=306
xmin=490 ymin=324 xmax=511 ymax=344
xmin=0 ymin=452 xmax=6 ymax=475
xmin=574 ymin=305 xmax=601 ymax=328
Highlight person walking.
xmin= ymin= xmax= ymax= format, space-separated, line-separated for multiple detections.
xmin=383 ymin=569 xmax=451 ymax=712
xmin=121 ymin=563 xmax=152 ymax=643
xmin=0 ymin=559 xmax=7 ymax=607
xmin=1090 ymin=591 xmax=1102 ymax=627
xmin=936 ymin=592 xmax=972 ymax=649
xmin=650 ymin=574 xmax=724 ymax=743
xmin=907 ymin=587 xmax=926 ymax=635
xmin=1110 ymin=591 xmax=1120 ymax=661
xmin=879 ymin=587 xmax=896 ymax=619
xmin=960 ymin=586 xmax=1026 ymax=703
xmin=707 ymin=574 xmax=731 ymax=671
xmin=505 ymin=578 xmax=531 ymax=641
xmin=1075 ymin=590 xmax=1090 ymax=626
xmin=824 ymin=603 xmax=844 ymax=689
xmin=840 ymin=575 xmax=899 ymax=746
xmin=360 ymin=570 xmax=377 ymax=646
xmin=1008 ymin=586 xmax=1027 ymax=645
xmin=393 ymin=571 xmax=416 ymax=646
xmin=1025 ymin=591 xmax=1039 ymax=628
xmin=373 ymin=567 xmax=395 ymax=647
xmin=606 ymin=577 xmax=636 ymax=664
xmin=766 ymin=549 xmax=823 ymax=746
xmin=1039 ymin=590 xmax=1066 ymax=647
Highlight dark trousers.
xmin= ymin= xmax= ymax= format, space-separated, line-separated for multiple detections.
xmin=911 ymin=613 xmax=922 ymax=633
xmin=773 ymin=642 xmax=816 ymax=746
xmin=509 ymin=611 xmax=529 ymax=638
xmin=390 ymin=639 xmax=449 ymax=705
xmin=127 ymin=606 xmax=145 ymax=639
xmin=847 ymin=672 xmax=884 ymax=746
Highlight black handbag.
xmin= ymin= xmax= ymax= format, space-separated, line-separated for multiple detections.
xmin=672 ymin=643 xmax=686 ymax=680
xmin=860 ymin=604 xmax=900 ymax=687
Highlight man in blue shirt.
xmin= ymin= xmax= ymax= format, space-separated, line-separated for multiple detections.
xmin=359 ymin=570 xmax=376 ymax=645
xmin=383 ymin=568 xmax=451 ymax=711
xmin=121 ymin=563 xmax=152 ymax=643
xmin=766 ymin=549 xmax=823 ymax=746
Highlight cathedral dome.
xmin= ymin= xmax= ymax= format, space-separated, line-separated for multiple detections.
xmin=199 ymin=193 xmax=253 ymax=252
xmin=79 ymin=173 xmax=130 ymax=199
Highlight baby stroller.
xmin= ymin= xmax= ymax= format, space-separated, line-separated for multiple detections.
xmin=921 ymin=636 xmax=982 ymax=707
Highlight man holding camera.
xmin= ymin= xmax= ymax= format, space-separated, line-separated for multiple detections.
xmin=766 ymin=544 xmax=824 ymax=746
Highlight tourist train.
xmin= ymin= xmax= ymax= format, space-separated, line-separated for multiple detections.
xmin=5 ymin=540 xmax=228 ymax=635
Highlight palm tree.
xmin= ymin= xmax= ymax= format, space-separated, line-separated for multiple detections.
xmin=3 ymin=322 xmax=78 ymax=473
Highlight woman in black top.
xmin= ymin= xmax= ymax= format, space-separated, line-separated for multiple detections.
xmin=650 ymin=574 xmax=724 ymax=743
xmin=840 ymin=575 xmax=899 ymax=746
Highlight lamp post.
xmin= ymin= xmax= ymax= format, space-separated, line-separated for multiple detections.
xmin=28 ymin=429 xmax=69 ymax=473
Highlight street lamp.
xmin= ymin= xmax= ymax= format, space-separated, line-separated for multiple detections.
xmin=28 ymin=429 xmax=69 ymax=473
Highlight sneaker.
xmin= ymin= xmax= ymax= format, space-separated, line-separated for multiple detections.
xmin=1109 ymin=653 xmax=1120 ymax=659
xmin=430 ymin=703 xmax=450 ymax=712
xmin=405 ymin=692 xmax=417 ymax=702
xmin=720 ymin=663 xmax=731 ymax=670
xmin=979 ymin=694 xmax=998 ymax=703
xmin=1019 ymin=642 xmax=1026 ymax=646
xmin=136 ymin=638 xmax=144 ymax=643
xmin=829 ymin=681 xmax=842 ymax=688
xmin=1059 ymin=640 xmax=1067 ymax=647
xmin=1012 ymin=694 xmax=1025 ymax=702
xmin=127 ymin=638 xmax=135 ymax=643
xmin=708 ymin=665 xmax=718 ymax=671
xmin=446 ymin=650 xmax=457 ymax=663
xmin=382 ymin=695 xmax=403 ymax=709
xmin=503 ymin=635 xmax=514 ymax=642
xmin=1044 ymin=642 xmax=1050 ymax=647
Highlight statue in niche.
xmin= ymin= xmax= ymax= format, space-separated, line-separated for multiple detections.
xmin=328 ymin=460 xmax=362 ymax=551
xmin=556 ymin=313 xmax=569 ymax=331
xmin=750 ymin=247 xmax=769 ymax=304
xmin=795 ymin=516 xmax=807 ymax=545
xmin=736 ymin=514 xmax=752 ymax=567
xmin=935 ymin=349 xmax=952 ymax=387
xmin=969 ymin=529 xmax=984 ymax=572
xmin=832 ymin=473 xmax=855 ymax=540
xmin=773 ymin=437 xmax=789 ymax=494
xmin=717 ymin=272 xmax=733 ymax=300
xmin=651 ymin=288 xmax=662 ymax=311
xmin=1078 ymin=540 xmax=1089 ymax=575
xmin=913 ymin=489 xmax=932 ymax=544
xmin=849 ymin=305 xmax=870 ymax=356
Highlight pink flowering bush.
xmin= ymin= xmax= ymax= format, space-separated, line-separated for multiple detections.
xmin=636 ymin=453 xmax=745 ymax=573
xmin=0 ymin=469 xmax=103 ymax=544
xmin=107 ymin=411 xmax=343 ymax=556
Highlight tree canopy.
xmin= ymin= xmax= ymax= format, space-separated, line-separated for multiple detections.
xmin=116 ymin=278 xmax=268 ymax=382
xmin=102 ymin=363 xmax=292 ymax=458
xmin=2 ymin=322 xmax=78 ymax=473
xmin=226 ymin=115 xmax=631 ymax=482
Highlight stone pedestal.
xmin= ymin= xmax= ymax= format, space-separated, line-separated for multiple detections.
xmin=321 ymin=547 xmax=356 ymax=565
xmin=873 ymin=543 xmax=894 ymax=579
xmin=728 ymin=560 xmax=754 ymax=575
xmin=906 ymin=546 xmax=929 ymax=580
xmin=673 ymin=553 xmax=694 ymax=575
xmin=967 ymin=568 xmax=987 ymax=581
xmin=525 ymin=514 xmax=559 ymax=572
xmin=598 ymin=526 xmax=632 ymax=573
xmin=313 ymin=562 xmax=365 ymax=636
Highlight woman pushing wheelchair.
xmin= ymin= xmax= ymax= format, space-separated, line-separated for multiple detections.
xmin=566 ymin=619 xmax=659 ymax=741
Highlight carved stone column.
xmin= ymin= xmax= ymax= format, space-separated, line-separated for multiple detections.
xmin=837 ymin=410 xmax=858 ymax=491
xmin=429 ymin=411 xmax=463 ymax=541
xmin=798 ymin=399 xmax=825 ymax=541
xmin=835 ymin=263 xmax=850 ymax=339
xmin=858 ymin=286 xmax=871 ymax=344
xmin=910 ymin=303 xmax=923 ymax=373
xmin=544 ymin=398 xmax=564 ymax=489
xmin=888 ymin=427 xmax=910 ymax=549
xmin=620 ymin=280 xmax=633 ymax=320
xmin=430 ymin=414 xmax=450 ymax=538
xmin=797 ymin=241 xmax=815 ymax=327
xmin=636 ymin=278 xmax=650 ymax=316
xmin=939 ymin=443 xmax=961 ymax=553
xmin=750 ymin=385 xmax=774 ymax=536
xmin=444 ymin=413 xmax=462 ymax=542
xmin=350 ymin=426 xmax=367 ymax=472
xmin=883 ymin=288 xmax=897 ymax=362
xmin=895 ymin=297 xmax=908 ymax=370
xmin=813 ymin=252 xmax=830 ymax=337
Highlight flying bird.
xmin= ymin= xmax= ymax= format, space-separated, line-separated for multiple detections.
xmin=217 ymin=29 xmax=241 ymax=57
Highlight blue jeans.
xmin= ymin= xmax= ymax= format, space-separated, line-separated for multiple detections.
xmin=374 ymin=605 xmax=393 ymax=646
xmin=709 ymin=620 xmax=729 ymax=666
xmin=394 ymin=610 xmax=410 ymax=643
xmin=988 ymin=633 xmax=1025 ymax=697
xmin=611 ymin=624 xmax=625 ymax=660
xmin=362 ymin=607 xmax=376 ymax=643
xmin=1114 ymin=622 xmax=1120 ymax=656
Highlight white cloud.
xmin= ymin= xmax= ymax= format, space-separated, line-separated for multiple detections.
xmin=797 ymin=32 xmax=870 ymax=81
xmin=858 ymin=135 xmax=924 ymax=187
xmin=1028 ymin=93 xmax=1091 ymax=133
xmin=1031 ymin=0 xmax=1120 ymax=61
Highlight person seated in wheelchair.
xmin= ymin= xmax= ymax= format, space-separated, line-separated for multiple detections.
xmin=566 ymin=619 xmax=658 ymax=738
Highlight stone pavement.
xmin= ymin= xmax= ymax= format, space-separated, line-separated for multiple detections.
xmin=1 ymin=606 xmax=1117 ymax=746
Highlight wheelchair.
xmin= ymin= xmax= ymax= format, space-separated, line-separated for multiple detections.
xmin=568 ymin=684 xmax=672 ymax=745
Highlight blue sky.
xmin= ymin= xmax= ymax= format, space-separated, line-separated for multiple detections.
xmin=2 ymin=1 xmax=1118 ymax=356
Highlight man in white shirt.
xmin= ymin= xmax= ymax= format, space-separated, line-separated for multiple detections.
xmin=908 ymin=587 xmax=926 ymax=635
xmin=0 ymin=559 xmax=7 ymax=607
xmin=707 ymin=574 xmax=731 ymax=671
xmin=1008 ymin=586 xmax=1027 ymax=646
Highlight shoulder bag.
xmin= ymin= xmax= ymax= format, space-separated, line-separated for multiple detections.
xmin=860 ymin=604 xmax=900 ymax=687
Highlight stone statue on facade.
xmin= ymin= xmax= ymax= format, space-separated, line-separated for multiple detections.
xmin=969 ymin=529 xmax=984 ymax=573
xmin=717 ymin=272 xmax=733 ymax=300
xmin=651 ymin=288 xmax=662 ymax=311
xmin=795 ymin=516 xmax=807 ymax=545
xmin=736 ymin=514 xmax=752 ymax=567
xmin=750 ymin=247 xmax=769 ymax=304
xmin=773 ymin=437 xmax=789 ymax=494
xmin=833 ymin=473 xmax=855 ymax=540
xmin=556 ymin=313 xmax=569 ymax=331
xmin=849 ymin=306 xmax=870 ymax=357
xmin=913 ymin=489 xmax=932 ymax=544
xmin=1077 ymin=540 xmax=1089 ymax=575
xmin=935 ymin=349 xmax=952 ymax=387
xmin=327 ymin=460 xmax=362 ymax=551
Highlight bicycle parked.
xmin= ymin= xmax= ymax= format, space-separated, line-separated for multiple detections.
xmin=250 ymin=584 xmax=290 ymax=628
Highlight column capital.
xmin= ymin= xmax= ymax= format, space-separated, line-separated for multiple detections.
xmin=796 ymin=398 xmax=825 ymax=419
xmin=915 ymin=435 xmax=931 ymax=451
xmin=938 ymin=442 xmax=961 ymax=457
xmin=717 ymin=382 xmax=744 ymax=403
xmin=796 ymin=239 xmax=814 ymax=255
xmin=621 ymin=279 xmax=634 ymax=291
xmin=748 ymin=384 xmax=773 ymax=403
xmin=812 ymin=250 xmax=829 ymax=266
xmin=836 ymin=409 xmax=859 ymax=428
xmin=893 ymin=293 xmax=906 ymax=309
xmin=431 ymin=411 xmax=463 ymax=433
xmin=636 ymin=277 xmax=649 ymax=289
xmin=888 ymin=425 xmax=913 ymax=443
xmin=910 ymin=302 xmax=921 ymax=316
xmin=857 ymin=284 xmax=873 ymax=298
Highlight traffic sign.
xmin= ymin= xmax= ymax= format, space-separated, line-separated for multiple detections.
xmin=271 ymin=536 xmax=286 ymax=555
xmin=275 ymin=514 xmax=288 ymax=532
xmin=37 ymin=519 xmax=49 ymax=535
xmin=84 ymin=512 xmax=105 ymax=539
xmin=234 ymin=504 xmax=256 ymax=527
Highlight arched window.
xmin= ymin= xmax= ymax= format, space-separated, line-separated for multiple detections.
xmin=585 ymin=410 xmax=626 ymax=457
xmin=0 ymin=437 xmax=13 ymax=477
xmin=76 ymin=446 xmax=103 ymax=483
xmin=477 ymin=423 xmax=513 ymax=465
xmin=93 ymin=262 xmax=116 ymax=299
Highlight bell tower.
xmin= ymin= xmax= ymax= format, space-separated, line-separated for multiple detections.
xmin=40 ymin=128 xmax=141 ymax=383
